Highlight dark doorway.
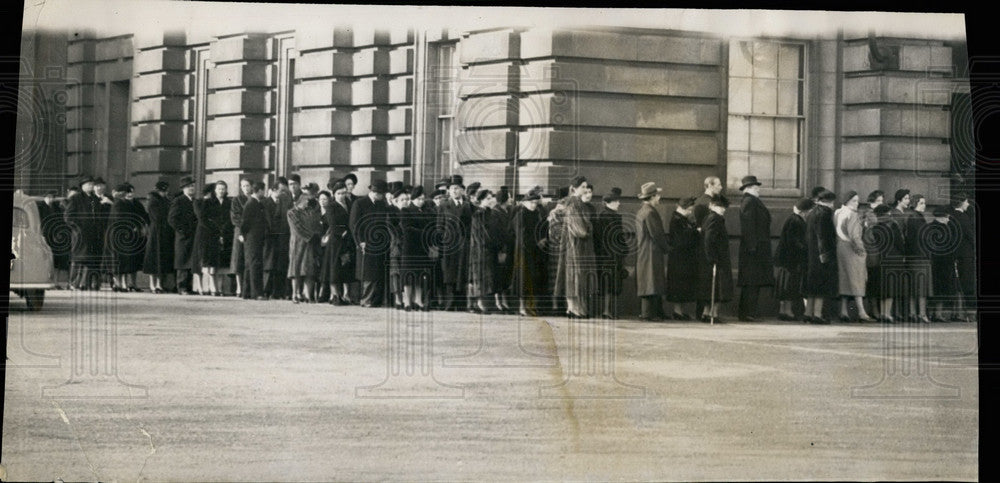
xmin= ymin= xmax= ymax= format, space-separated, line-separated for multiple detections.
xmin=107 ymin=80 xmax=130 ymax=182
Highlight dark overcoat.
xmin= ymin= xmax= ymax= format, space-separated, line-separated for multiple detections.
xmin=803 ymin=204 xmax=837 ymax=297
xmin=194 ymin=196 xmax=233 ymax=269
xmin=240 ymin=196 xmax=268 ymax=271
xmin=319 ymin=201 xmax=355 ymax=284
xmin=593 ymin=205 xmax=628 ymax=296
xmin=263 ymin=194 xmax=291 ymax=273
xmin=108 ymin=198 xmax=149 ymax=274
xmin=349 ymin=195 xmax=391 ymax=282
xmin=468 ymin=207 xmax=504 ymax=297
xmin=64 ymin=192 xmax=99 ymax=266
xmin=635 ymin=202 xmax=669 ymax=297
xmin=143 ymin=192 xmax=174 ymax=275
xmin=665 ymin=209 xmax=699 ymax=302
xmin=509 ymin=204 xmax=547 ymax=300
xmin=168 ymin=194 xmax=197 ymax=270
xmin=230 ymin=193 xmax=249 ymax=273
xmin=38 ymin=200 xmax=71 ymax=270
xmin=698 ymin=211 xmax=734 ymax=303
xmin=737 ymin=194 xmax=774 ymax=287
xmin=436 ymin=197 xmax=472 ymax=286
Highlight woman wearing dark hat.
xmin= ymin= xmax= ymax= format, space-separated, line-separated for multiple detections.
xmin=926 ymin=205 xmax=959 ymax=321
xmin=905 ymin=194 xmax=932 ymax=323
xmin=436 ymin=174 xmax=472 ymax=311
xmin=468 ymin=189 xmax=505 ymax=313
xmin=509 ymin=189 xmax=548 ymax=316
xmin=93 ymin=177 xmax=114 ymax=289
xmin=341 ymin=173 xmax=359 ymax=208
xmin=665 ymin=196 xmax=699 ymax=320
xmin=287 ymin=194 xmax=323 ymax=303
xmin=395 ymin=186 xmax=433 ymax=310
xmin=593 ymin=187 xmax=628 ymax=319
xmin=230 ymin=178 xmax=253 ymax=298
xmin=861 ymin=190 xmax=886 ymax=319
xmin=108 ymin=183 xmax=149 ymax=292
xmin=387 ymin=186 xmax=410 ymax=309
xmin=319 ymin=182 xmax=356 ymax=305
xmin=870 ymin=204 xmax=905 ymax=323
xmin=950 ymin=192 xmax=975 ymax=322
xmin=774 ymin=198 xmax=813 ymax=320
xmin=835 ymin=191 xmax=874 ymax=322
xmin=350 ymin=179 xmax=392 ymax=307
xmin=194 ymin=181 xmax=234 ymax=296
xmin=698 ymin=194 xmax=734 ymax=322
xmin=143 ymin=181 xmax=173 ymax=293
xmin=803 ymin=190 xmax=838 ymax=323
xmin=555 ymin=176 xmax=596 ymax=318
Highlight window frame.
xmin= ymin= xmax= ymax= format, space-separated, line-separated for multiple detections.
xmin=724 ymin=37 xmax=810 ymax=198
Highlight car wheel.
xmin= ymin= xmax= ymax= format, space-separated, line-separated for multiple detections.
xmin=25 ymin=289 xmax=44 ymax=311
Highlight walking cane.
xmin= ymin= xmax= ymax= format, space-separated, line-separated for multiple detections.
xmin=710 ymin=263 xmax=717 ymax=325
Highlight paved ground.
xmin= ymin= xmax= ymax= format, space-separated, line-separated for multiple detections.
xmin=3 ymin=290 xmax=979 ymax=481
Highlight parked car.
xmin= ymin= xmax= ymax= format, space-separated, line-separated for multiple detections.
xmin=11 ymin=190 xmax=54 ymax=310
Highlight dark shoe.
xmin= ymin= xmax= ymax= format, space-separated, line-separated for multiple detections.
xmin=930 ymin=315 xmax=946 ymax=323
xmin=601 ymin=313 xmax=616 ymax=320
xmin=918 ymin=315 xmax=932 ymax=324
xmin=404 ymin=305 xmax=413 ymax=312
xmin=153 ymin=288 xmax=163 ymax=294
xmin=777 ymin=313 xmax=794 ymax=321
xmin=179 ymin=290 xmax=192 ymax=296
xmin=813 ymin=317 xmax=831 ymax=325
xmin=738 ymin=316 xmax=757 ymax=322
xmin=672 ymin=312 xmax=691 ymax=321
xmin=700 ymin=315 xmax=712 ymax=323
xmin=839 ymin=315 xmax=852 ymax=323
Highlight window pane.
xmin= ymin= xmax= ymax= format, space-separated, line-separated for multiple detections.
xmin=752 ymin=41 xmax=778 ymax=78
xmin=752 ymin=78 xmax=777 ymax=115
xmin=774 ymin=118 xmax=799 ymax=154
xmin=438 ymin=117 xmax=452 ymax=152
xmin=749 ymin=117 xmax=774 ymax=152
xmin=778 ymin=44 xmax=802 ymax=79
xmin=729 ymin=77 xmax=752 ymax=114
xmin=730 ymin=40 xmax=753 ymax=77
xmin=727 ymin=115 xmax=750 ymax=151
xmin=777 ymin=80 xmax=800 ymax=116
xmin=773 ymin=154 xmax=798 ymax=189
xmin=727 ymin=152 xmax=750 ymax=190
xmin=749 ymin=153 xmax=773 ymax=185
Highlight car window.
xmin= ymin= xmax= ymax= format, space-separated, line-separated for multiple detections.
xmin=12 ymin=207 xmax=29 ymax=229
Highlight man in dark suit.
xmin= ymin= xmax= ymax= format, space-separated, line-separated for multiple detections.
xmin=168 ymin=176 xmax=198 ymax=295
xmin=64 ymin=175 xmax=98 ymax=290
xmin=240 ymin=181 xmax=269 ymax=300
xmin=950 ymin=192 xmax=975 ymax=321
xmin=350 ymin=179 xmax=390 ymax=307
xmin=737 ymin=175 xmax=774 ymax=321
xmin=436 ymin=175 xmax=473 ymax=311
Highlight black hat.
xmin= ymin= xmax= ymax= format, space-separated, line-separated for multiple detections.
xmin=810 ymin=186 xmax=827 ymax=200
xmin=202 ymin=184 xmax=216 ymax=196
xmin=678 ymin=196 xmax=697 ymax=209
xmin=342 ymin=173 xmax=358 ymax=185
xmin=894 ymin=189 xmax=910 ymax=203
xmin=524 ymin=192 xmax=541 ymax=202
xmin=276 ymin=176 xmax=289 ymax=186
xmin=709 ymin=194 xmax=729 ymax=208
xmin=179 ymin=176 xmax=196 ymax=189
xmin=795 ymin=198 xmax=815 ymax=212
xmin=431 ymin=189 xmax=447 ymax=199
xmin=739 ymin=175 xmax=762 ymax=191
xmin=434 ymin=178 xmax=450 ymax=190
xmin=92 ymin=177 xmax=106 ymax=186
xmin=370 ymin=179 xmax=388 ymax=194
xmin=556 ymin=186 xmax=570 ymax=199
xmin=466 ymin=182 xmax=481 ymax=196
xmin=155 ymin=180 xmax=170 ymax=192
xmin=288 ymin=174 xmax=302 ymax=184
xmin=76 ymin=175 xmax=94 ymax=187
xmin=874 ymin=204 xmax=892 ymax=216
xmin=330 ymin=181 xmax=347 ymax=193
xmin=932 ymin=205 xmax=951 ymax=217
xmin=448 ymin=174 xmax=464 ymax=189
xmin=476 ymin=189 xmax=493 ymax=203
xmin=411 ymin=186 xmax=425 ymax=199
xmin=392 ymin=187 xmax=408 ymax=198
xmin=387 ymin=181 xmax=404 ymax=194
xmin=817 ymin=190 xmax=837 ymax=202
xmin=114 ymin=183 xmax=132 ymax=193
xmin=603 ymin=187 xmax=622 ymax=203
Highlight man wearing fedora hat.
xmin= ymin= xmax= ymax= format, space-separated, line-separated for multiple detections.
xmin=737 ymin=175 xmax=774 ymax=322
xmin=436 ymin=174 xmax=473 ymax=311
xmin=64 ymin=175 xmax=100 ymax=289
xmin=350 ymin=179 xmax=391 ymax=307
xmin=635 ymin=182 xmax=670 ymax=321
xmin=168 ymin=176 xmax=198 ymax=294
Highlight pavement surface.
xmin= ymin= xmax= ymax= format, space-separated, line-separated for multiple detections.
xmin=3 ymin=290 xmax=979 ymax=481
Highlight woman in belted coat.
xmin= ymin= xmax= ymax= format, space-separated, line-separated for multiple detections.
xmin=666 ymin=196 xmax=699 ymax=320
xmin=698 ymin=195 xmax=733 ymax=322
xmin=803 ymin=190 xmax=838 ymax=324
xmin=554 ymin=177 xmax=596 ymax=318
xmin=194 ymin=181 xmax=233 ymax=296
xmin=835 ymin=191 xmax=874 ymax=322
xmin=319 ymin=183 xmax=356 ymax=305
xmin=108 ymin=183 xmax=149 ymax=292
xmin=287 ymin=194 xmax=322 ymax=303
xmin=143 ymin=181 xmax=173 ymax=293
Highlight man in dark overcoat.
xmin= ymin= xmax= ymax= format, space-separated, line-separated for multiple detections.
xmin=240 ymin=181 xmax=269 ymax=300
xmin=436 ymin=175 xmax=473 ymax=311
xmin=168 ymin=176 xmax=198 ymax=295
xmin=230 ymin=178 xmax=252 ymax=297
xmin=736 ymin=175 xmax=774 ymax=321
xmin=350 ymin=179 xmax=390 ymax=307
xmin=635 ymin=182 xmax=670 ymax=321
xmin=64 ymin=175 xmax=99 ymax=289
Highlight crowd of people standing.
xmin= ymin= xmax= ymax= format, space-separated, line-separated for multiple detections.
xmin=37 ymin=172 xmax=976 ymax=324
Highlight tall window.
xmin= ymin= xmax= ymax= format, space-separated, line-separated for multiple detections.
xmin=192 ymin=46 xmax=212 ymax=191
xmin=431 ymin=42 xmax=458 ymax=178
xmin=274 ymin=34 xmax=297 ymax=179
xmin=727 ymin=40 xmax=805 ymax=191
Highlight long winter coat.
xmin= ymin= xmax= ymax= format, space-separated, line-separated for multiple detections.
xmin=773 ymin=212 xmax=807 ymax=300
xmin=193 ymin=196 xmax=233 ymax=269
xmin=698 ymin=211 xmax=733 ymax=303
xmin=287 ymin=204 xmax=322 ymax=278
xmin=38 ymin=200 xmax=71 ymax=270
xmin=554 ymin=197 xmax=596 ymax=299
xmin=230 ymin=192 xmax=250 ymax=274
xmin=143 ymin=192 xmax=174 ymax=275
xmin=107 ymin=198 xmax=149 ymax=274
xmin=436 ymin=197 xmax=473 ymax=286
xmin=319 ymin=201 xmax=355 ymax=284
xmin=804 ymin=204 xmax=837 ymax=297
xmin=168 ymin=194 xmax=197 ymax=270
xmin=349 ymin=195 xmax=391 ymax=282
xmin=737 ymin=194 xmax=774 ymax=287
xmin=835 ymin=207 xmax=867 ymax=297
xmin=468 ymin=207 xmax=504 ymax=297
xmin=665 ymin=209 xmax=699 ymax=302
xmin=593 ymin=205 xmax=629 ymax=296
xmin=509 ymin=204 xmax=548 ymax=301
xmin=263 ymin=194 xmax=291 ymax=273
xmin=635 ymin=202 xmax=669 ymax=297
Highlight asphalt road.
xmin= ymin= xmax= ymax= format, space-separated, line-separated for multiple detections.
xmin=3 ymin=290 xmax=979 ymax=481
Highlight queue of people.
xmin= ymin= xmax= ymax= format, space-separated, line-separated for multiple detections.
xmin=40 ymin=172 xmax=976 ymax=324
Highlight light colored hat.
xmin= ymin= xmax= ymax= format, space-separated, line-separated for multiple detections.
xmin=637 ymin=182 xmax=662 ymax=200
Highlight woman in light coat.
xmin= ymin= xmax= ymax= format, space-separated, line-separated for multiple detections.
xmin=836 ymin=191 xmax=874 ymax=321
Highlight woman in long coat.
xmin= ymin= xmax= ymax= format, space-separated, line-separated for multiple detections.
xmin=387 ymin=188 xmax=408 ymax=309
xmin=108 ymin=183 xmax=149 ymax=292
xmin=468 ymin=190 xmax=504 ymax=313
xmin=774 ymin=198 xmax=812 ymax=320
xmin=287 ymin=194 xmax=322 ymax=303
xmin=803 ymin=190 xmax=838 ymax=323
xmin=926 ymin=206 xmax=959 ymax=322
xmin=319 ymin=183 xmax=356 ymax=305
xmin=906 ymin=194 xmax=932 ymax=323
xmin=555 ymin=178 xmax=595 ymax=318
xmin=835 ymin=191 xmax=873 ymax=322
xmin=194 ymin=182 xmax=233 ymax=296
xmin=509 ymin=192 xmax=547 ymax=316
xmin=143 ymin=182 xmax=173 ymax=293
xmin=399 ymin=187 xmax=434 ymax=310
xmin=861 ymin=190 xmax=885 ymax=319
xmin=698 ymin=196 xmax=733 ymax=322
xmin=666 ymin=197 xmax=699 ymax=319
xmin=230 ymin=179 xmax=252 ymax=297
xmin=870 ymin=204 xmax=905 ymax=323
xmin=593 ymin=188 xmax=628 ymax=319
xmin=493 ymin=187 xmax=514 ymax=312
